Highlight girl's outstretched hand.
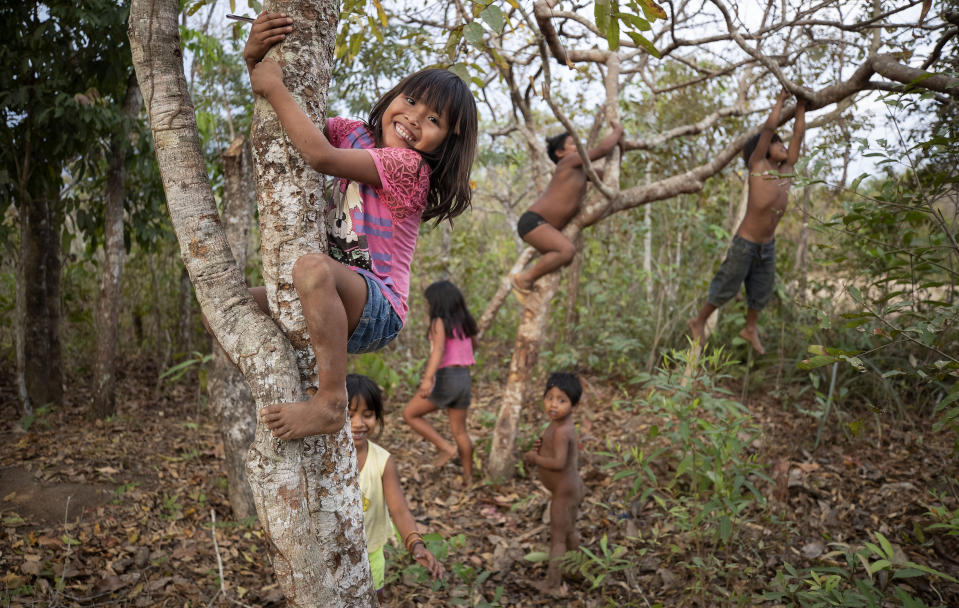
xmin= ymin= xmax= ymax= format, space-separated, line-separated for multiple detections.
xmin=250 ymin=59 xmax=284 ymax=98
xmin=243 ymin=12 xmax=293 ymax=69
xmin=412 ymin=543 xmax=445 ymax=580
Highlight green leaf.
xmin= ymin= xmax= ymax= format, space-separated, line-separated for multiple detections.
xmin=626 ymin=31 xmax=660 ymax=57
xmin=524 ymin=551 xmax=550 ymax=562
xmin=595 ymin=0 xmax=610 ymax=32
xmin=464 ymin=21 xmax=485 ymax=46
xmin=480 ymin=5 xmax=505 ymax=34
xmin=848 ymin=285 xmax=862 ymax=303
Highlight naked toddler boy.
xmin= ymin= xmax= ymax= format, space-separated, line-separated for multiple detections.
xmin=523 ymin=372 xmax=585 ymax=594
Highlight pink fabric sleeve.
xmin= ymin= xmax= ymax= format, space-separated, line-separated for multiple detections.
xmin=326 ymin=117 xmax=360 ymax=148
xmin=368 ymin=147 xmax=431 ymax=221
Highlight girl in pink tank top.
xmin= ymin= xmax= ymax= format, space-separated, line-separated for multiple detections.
xmin=402 ymin=280 xmax=478 ymax=486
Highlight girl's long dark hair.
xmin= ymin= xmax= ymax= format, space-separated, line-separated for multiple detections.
xmin=366 ymin=68 xmax=478 ymax=224
xmin=424 ymin=280 xmax=477 ymax=339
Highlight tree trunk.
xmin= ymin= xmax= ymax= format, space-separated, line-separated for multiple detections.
xmin=129 ymin=0 xmax=376 ymax=605
xmin=17 ymin=190 xmax=62 ymax=415
xmin=208 ymin=136 xmax=257 ymax=520
xmin=93 ymin=77 xmax=142 ymax=419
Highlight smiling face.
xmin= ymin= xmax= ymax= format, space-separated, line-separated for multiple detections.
xmin=349 ymin=395 xmax=379 ymax=449
xmin=543 ymin=386 xmax=574 ymax=421
xmin=380 ymin=93 xmax=449 ymax=154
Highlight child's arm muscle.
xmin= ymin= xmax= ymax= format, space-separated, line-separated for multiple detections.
xmin=787 ymin=98 xmax=806 ymax=166
xmin=382 ymin=457 xmax=443 ymax=578
xmin=748 ymin=89 xmax=788 ymax=170
xmin=250 ymin=61 xmax=383 ymax=187
xmin=585 ymin=121 xmax=624 ymax=162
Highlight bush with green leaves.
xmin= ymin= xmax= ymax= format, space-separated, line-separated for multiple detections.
xmin=760 ymin=531 xmax=957 ymax=607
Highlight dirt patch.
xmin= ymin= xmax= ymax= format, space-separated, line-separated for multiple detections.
xmin=0 ymin=466 xmax=113 ymax=528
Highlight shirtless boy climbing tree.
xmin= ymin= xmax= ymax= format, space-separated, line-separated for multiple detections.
xmin=689 ymin=88 xmax=806 ymax=354
xmin=510 ymin=121 xmax=624 ymax=301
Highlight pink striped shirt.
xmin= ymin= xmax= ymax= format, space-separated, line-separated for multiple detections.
xmin=325 ymin=118 xmax=431 ymax=324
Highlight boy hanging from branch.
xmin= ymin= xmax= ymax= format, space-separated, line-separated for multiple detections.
xmin=689 ymin=88 xmax=806 ymax=354
xmin=509 ymin=120 xmax=624 ymax=301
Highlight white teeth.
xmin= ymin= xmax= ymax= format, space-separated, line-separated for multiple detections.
xmin=395 ymin=123 xmax=415 ymax=144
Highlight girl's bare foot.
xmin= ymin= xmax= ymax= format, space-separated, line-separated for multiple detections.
xmin=259 ymin=390 xmax=347 ymax=439
xmin=432 ymin=447 xmax=458 ymax=468
xmin=739 ymin=327 xmax=765 ymax=354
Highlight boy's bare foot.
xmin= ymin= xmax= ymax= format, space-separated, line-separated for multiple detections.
xmin=532 ymin=580 xmax=567 ymax=597
xmin=259 ymin=391 xmax=347 ymax=439
xmin=509 ymin=274 xmax=531 ymax=304
xmin=739 ymin=327 xmax=766 ymax=355
xmin=432 ymin=447 xmax=458 ymax=469
xmin=688 ymin=318 xmax=706 ymax=344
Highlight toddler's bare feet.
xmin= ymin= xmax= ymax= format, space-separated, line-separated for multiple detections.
xmin=259 ymin=391 xmax=347 ymax=439
xmin=432 ymin=447 xmax=458 ymax=469
xmin=532 ymin=579 xmax=566 ymax=597
xmin=688 ymin=318 xmax=706 ymax=344
xmin=739 ymin=327 xmax=765 ymax=355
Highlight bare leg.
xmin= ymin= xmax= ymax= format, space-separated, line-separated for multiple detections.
xmin=739 ymin=307 xmax=765 ymax=354
xmin=403 ymin=395 xmax=457 ymax=466
xmin=259 ymin=254 xmax=368 ymax=439
xmin=688 ymin=301 xmax=717 ymax=344
xmin=541 ymin=490 xmax=576 ymax=592
xmin=514 ymin=223 xmax=575 ymax=290
xmin=447 ymin=408 xmax=472 ymax=485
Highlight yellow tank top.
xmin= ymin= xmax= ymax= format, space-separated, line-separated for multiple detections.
xmin=359 ymin=441 xmax=393 ymax=553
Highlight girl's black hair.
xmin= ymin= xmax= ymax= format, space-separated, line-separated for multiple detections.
xmin=366 ymin=68 xmax=478 ymax=225
xmin=545 ymin=372 xmax=582 ymax=405
xmin=346 ymin=373 xmax=385 ymax=428
xmin=424 ymin=280 xmax=477 ymax=339
xmin=742 ymin=131 xmax=782 ymax=166
xmin=546 ymin=131 xmax=571 ymax=164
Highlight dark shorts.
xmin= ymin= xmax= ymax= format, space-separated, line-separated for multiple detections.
xmin=346 ymin=274 xmax=403 ymax=354
xmin=517 ymin=210 xmax=549 ymax=239
xmin=428 ymin=367 xmax=472 ymax=410
xmin=707 ymin=235 xmax=776 ymax=310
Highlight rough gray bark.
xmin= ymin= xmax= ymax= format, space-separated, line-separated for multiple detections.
xmin=93 ymin=77 xmax=142 ymax=419
xmin=17 ymin=190 xmax=62 ymax=415
xmin=128 ymin=0 xmax=375 ymax=605
xmin=208 ymin=136 xmax=257 ymax=520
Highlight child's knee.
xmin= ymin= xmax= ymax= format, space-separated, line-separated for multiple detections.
xmin=292 ymin=253 xmax=334 ymax=292
xmin=401 ymin=404 xmax=417 ymax=424
xmin=557 ymin=242 xmax=576 ymax=265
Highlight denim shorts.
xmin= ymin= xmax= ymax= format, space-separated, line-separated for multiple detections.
xmin=428 ymin=367 xmax=472 ymax=410
xmin=346 ymin=274 xmax=403 ymax=354
xmin=707 ymin=235 xmax=776 ymax=310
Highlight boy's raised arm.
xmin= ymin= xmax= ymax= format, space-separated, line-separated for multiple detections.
xmin=748 ymin=89 xmax=788 ymax=170
xmin=787 ymin=97 xmax=806 ymax=166
xmin=584 ymin=121 xmax=624 ymax=163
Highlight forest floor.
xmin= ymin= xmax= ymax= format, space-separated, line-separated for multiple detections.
xmin=1 ymin=360 xmax=957 ymax=608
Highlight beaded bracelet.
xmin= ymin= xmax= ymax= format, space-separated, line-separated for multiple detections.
xmin=403 ymin=531 xmax=424 ymax=553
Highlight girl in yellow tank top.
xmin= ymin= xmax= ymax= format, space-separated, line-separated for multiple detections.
xmin=347 ymin=374 xmax=444 ymax=591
